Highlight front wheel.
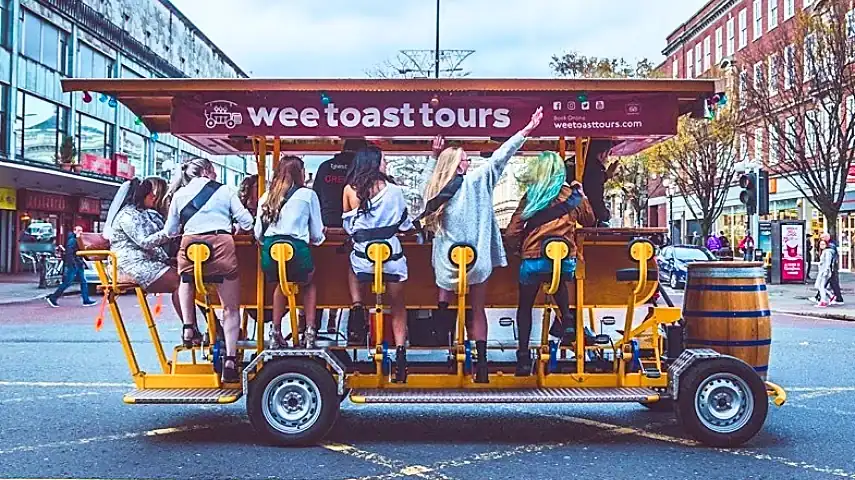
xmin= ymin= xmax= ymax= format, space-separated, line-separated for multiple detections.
xmin=675 ymin=357 xmax=768 ymax=447
xmin=247 ymin=358 xmax=339 ymax=446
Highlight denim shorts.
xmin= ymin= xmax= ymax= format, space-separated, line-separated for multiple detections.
xmin=519 ymin=258 xmax=577 ymax=286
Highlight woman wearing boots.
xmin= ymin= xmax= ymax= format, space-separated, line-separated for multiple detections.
xmin=255 ymin=156 xmax=325 ymax=347
xmin=342 ymin=145 xmax=413 ymax=382
xmin=420 ymin=106 xmax=543 ymax=383
xmin=505 ymin=152 xmax=596 ymax=376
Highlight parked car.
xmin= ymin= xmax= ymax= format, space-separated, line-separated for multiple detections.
xmin=657 ymin=244 xmax=717 ymax=289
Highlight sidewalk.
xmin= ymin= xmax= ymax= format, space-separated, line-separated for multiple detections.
xmin=0 ymin=273 xmax=80 ymax=306
xmin=766 ymin=269 xmax=855 ymax=321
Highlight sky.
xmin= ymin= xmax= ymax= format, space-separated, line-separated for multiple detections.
xmin=170 ymin=0 xmax=709 ymax=79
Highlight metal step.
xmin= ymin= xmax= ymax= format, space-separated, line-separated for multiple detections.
xmin=349 ymin=387 xmax=659 ymax=404
xmin=124 ymin=388 xmax=242 ymax=405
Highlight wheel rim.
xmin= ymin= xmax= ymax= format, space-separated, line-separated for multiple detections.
xmin=694 ymin=372 xmax=754 ymax=434
xmin=670 ymin=273 xmax=678 ymax=288
xmin=261 ymin=372 xmax=323 ymax=435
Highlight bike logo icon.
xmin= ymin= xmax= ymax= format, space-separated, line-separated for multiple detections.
xmin=204 ymin=100 xmax=243 ymax=129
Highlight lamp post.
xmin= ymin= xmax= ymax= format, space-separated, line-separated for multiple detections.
xmin=663 ymin=177 xmax=676 ymax=244
xmin=435 ymin=0 xmax=440 ymax=78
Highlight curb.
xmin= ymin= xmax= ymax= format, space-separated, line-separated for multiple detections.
xmin=773 ymin=309 xmax=855 ymax=322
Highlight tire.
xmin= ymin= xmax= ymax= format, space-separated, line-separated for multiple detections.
xmin=674 ymin=357 xmax=768 ymax=447
xmin=247 ymin=358 xmax=339 ymax=446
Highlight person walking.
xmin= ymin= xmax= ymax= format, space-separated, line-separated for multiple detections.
xmin=821 ymin=233 xmax=845 ymax=305
xmin=45 ymin=226 xmax=96 ymax=307
xmin=805 ymin=233 xmax=813 ymax=282
xmin=815 ymin=239 xmax=834 ymax=307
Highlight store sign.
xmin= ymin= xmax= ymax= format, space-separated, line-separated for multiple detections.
xmin=0 ymin=187 xmax=16 ymax=211
xmin=22 ymin=190 xmax=71 ymax=213
xmin=780 ymin=222 xmax=805 ymax=282
xmin=80 ymin=153 xmax=113 ymax=176
xmin=171 ymin=91 xmax=680 ymax=138
xmin=78 ymin=197 xmax=101 ymax=215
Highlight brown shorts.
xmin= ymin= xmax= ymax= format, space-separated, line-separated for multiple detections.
xmin=177 ymin=233 xmax=239 ymax=280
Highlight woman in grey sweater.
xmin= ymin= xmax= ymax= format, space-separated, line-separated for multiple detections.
xmin=420 ymin=106 xmax=543 ymax=383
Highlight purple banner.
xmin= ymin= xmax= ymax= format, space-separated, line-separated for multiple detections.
xmin=171 ymin=91 xmax=679 ymax=138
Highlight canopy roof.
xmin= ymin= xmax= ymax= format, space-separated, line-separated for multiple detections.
xmin=61 ymin=78 xmax=721 ymax=156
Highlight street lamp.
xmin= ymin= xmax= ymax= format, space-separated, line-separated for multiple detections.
xmin=662 ymin=177 xmax=676 ymax=244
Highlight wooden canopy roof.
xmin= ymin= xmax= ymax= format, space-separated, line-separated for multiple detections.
xmin=61 ymin=78 xmax=721 ymax=156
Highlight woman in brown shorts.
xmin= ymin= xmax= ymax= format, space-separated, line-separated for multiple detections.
xmin=164 ymin=157 xmax=254 ymax=383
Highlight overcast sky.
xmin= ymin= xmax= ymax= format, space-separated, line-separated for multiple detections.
xmin=170 ymin=0 xmax=708 ymax=78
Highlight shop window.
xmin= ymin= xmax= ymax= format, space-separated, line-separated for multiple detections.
xmin=20 ymin=10 xmax=68 ymax=73
xmin=15 ymin=92 xmax=65 ymax=164
xmin=76 ymin=113 xmax=113 ymax=159
xmin=121 ymin=129 xmax=146 ymax=177
xmin=155 ymin=143 xmax=175 ymax=179
xmin=0 ymin=0 xmax=10 ymax=48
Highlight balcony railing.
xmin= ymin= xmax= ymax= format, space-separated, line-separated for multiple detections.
xmin=38 ymin=0 xmax=187 ymax=78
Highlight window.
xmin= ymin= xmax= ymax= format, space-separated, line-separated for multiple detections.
xmin=20 ymin=11 xmax=66 ymax=72
xmin=754 ymin=127 xmax=764 ymax=162
xmin=727 ymin=18 xmax=735 ymax=55
xmin=804 ymin=0 xmax=814 ymax=8
xmin=686 ymin=50 xmax=694 ymax=78
xmin=672 ymin=59 xmax=679 ymax=78
xmin=769 ymin=55 xmax=779 ymax=94
xmin=753 ymin=61 xmax=764 ymax=89
xmin=753 ymin=0 xmax=763 ymax=40
xmin=847 ymin=96 xmax=855 ymax=147
xmin=806 ymin=111 xmax=817 ymax=156
xmin=739 ymin=9 xmax=748 ymax=49
xmin=695 ymin=43 xmax=702 ymax=74
xmin=76 ymin=114 xmax=113 ymax=160
xmin=784 ymin=0 xmax=795 ymax=19
xmin=155 ymin=143 xmax=175 ymax=179
xmin=847 ymin=9 xmax=855 ymax=40
xmin=15 ymin=92 xmax=66 ymax=164
xmin=0 ymin=0 xmax=11 ymax=48
xmin=704 ymin=36 xmax=711 ymax=71
xmin=740 ymin=134 xmax=749 ymax=161
xmin=768 ymin=0 xmax=778 ymax=30
xmin=121 ymin=130 xmax=146 ymax=177
xmin=785 ymin=116 xmax=796 ymax=157
xmin=768 ymin=125 xmax=779 ymax=164
xmin=715 ymin=27 xmax=724 ymax=64
xmin=784 ymin=44 xmax=795 ymax=88
xmin=804 ymin=33 xmax=816 ymax=80
xmin=739 ymin=69 xmax=748 ymax=107
xmin=77 ymin=43 xmax=113 ymax=78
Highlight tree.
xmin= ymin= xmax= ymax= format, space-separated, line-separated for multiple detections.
xmin=649 ymin=106 xmax=741 ymax=238
xmin=738 ymin=0 xmax=855 ymax=238
xmin=385 ymin=155 xmax=427 ymax=213
xmin=606 ymin=152 xmax=664 ymax=227
xmin=550 ymin=51 xmax=657 ymax=78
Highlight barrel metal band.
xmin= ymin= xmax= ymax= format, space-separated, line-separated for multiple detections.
xmin=683 ymin=309 xmax=771 ymax=318
xmin=685 ymin=284 xmax=767 ymax=292
xmin=687 ymin=267 xmax=766 ymax=278
xmin=686 ymin=338 xmax=772 ymax=346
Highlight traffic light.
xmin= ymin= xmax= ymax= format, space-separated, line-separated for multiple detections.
xmin=739 ymin=172 xmax=757 ymax=215
xmin=757 ymin=169 xmax=769 ymax=216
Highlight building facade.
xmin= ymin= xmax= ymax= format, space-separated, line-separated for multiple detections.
xmin=0 ymin=0 xmax=249 ymax=273
xmin=651 ymin=0 xmax=855 ymax=267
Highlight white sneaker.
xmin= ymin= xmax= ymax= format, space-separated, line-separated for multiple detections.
xmin=831 ymin=300 xmax=845 ymax=306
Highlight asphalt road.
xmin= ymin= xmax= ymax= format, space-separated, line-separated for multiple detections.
xmin=0 ymin=293 xmax=854 ymax=480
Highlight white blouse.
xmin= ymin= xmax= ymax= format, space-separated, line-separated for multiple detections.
xmin=165 ymin=177 xmax=253 ymax=236
xmin=253 ymin=188 xmax=325 ymax=246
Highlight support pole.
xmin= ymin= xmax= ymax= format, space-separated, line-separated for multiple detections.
xmin=254 ymin=137 xmax=267 ymax=353
xmin=435 ymin=0 xmax=441 ymax=79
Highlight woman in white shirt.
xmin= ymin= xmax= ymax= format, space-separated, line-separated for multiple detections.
xmin=164 ymin=157 xmax=254 ymax=383
xmin=254 ymin=156 xmax=325 ymax=348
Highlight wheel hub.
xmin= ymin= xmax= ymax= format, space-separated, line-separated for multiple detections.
xmin=694 ymin=373 xmax=754 ymax=434
xmin=261 ymin=372 xmax=322 ymax=435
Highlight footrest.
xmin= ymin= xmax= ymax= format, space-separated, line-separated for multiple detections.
xmin=123 ymin=388 xmax=242 ymax=404
xmin=349 ymin=387 xmax=659 ymax=404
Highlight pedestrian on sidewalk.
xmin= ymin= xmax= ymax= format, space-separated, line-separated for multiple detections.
xmin=805 ymin=233 xmax=813 ymax=282
xmin=815 ymin=239 xmax=834 ymax=307
xmin=739 ymin=231 xmax=755 ymax=261
xmin=45 ymin=226 xmax=96 ymax=308
xmin=821 ymin=232 xmax=845 ymax=305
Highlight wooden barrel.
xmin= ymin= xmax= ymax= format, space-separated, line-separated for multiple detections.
xmin=683 ymin=262 xmax=771 ymax=380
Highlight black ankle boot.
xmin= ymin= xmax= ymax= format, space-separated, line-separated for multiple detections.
xmin=515 ymin=349 xmax=532 ymax=377
xmin=221 ymin=355 xmax=239 ymax=383
xmin=394 ymin=346 xmax=407 ymax=383
xmin=347 ymin=304 xmax=368 ymax=345
xmin=474 ymin=340 xmax=489 ymax=383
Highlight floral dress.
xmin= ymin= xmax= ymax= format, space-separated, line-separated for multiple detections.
xmin=109 ymin=206 xmax=171 ymax=288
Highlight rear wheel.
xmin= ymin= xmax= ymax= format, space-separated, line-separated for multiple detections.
xmin=675 ymin=357 xmax=768 ymax=447
xmin=247 ymin=358 xmax=339 ymax=446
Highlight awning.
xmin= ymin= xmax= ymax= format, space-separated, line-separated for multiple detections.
xmin=61 ymin=78 xmax=721 ymax=156
xmin=0 ymin=160 xmax=122 ymax=200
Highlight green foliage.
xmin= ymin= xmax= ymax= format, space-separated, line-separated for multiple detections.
xmin=58 ymin=136 xmax=76 ymax=164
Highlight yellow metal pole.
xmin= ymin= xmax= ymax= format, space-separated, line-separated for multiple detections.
xmin=272 ymin=137 xmax=281 ymax=172
xmin=108 ymin=293 xmax=142 ymax=385
xmin=136 ymin=288 xmax=169 ymax=374
xmin=255 ymin=137 xmax=267 ymax=353
xmin=558 ymin=136 xmax=566 ymax=160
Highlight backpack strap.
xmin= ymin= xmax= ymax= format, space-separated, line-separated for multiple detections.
xmin=179 ymin=181 xmax=222 ymax=229
xmin=261 ymin=185 xmax=304 ymax=234
xmin=521 ymin=190 xmax=583 ymax=240
xmin=350 ymin=208 xmax=410 ymax=244
xmin=413 ymin=174 xmax=464 ymax=231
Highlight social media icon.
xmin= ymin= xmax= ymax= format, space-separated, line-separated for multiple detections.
xmin=567 ymin=101 xmax=576 ymax=110
xmin=581 ymin=101 xmax=590 ymax=111
xmin=595 ymin=101 xmax=605 ymax=110
xmin=552 ymin=101 xmax=562 ymax=111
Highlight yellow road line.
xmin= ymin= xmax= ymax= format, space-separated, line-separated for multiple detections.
xmin=322 ymin=443 xmax=452 ymax=480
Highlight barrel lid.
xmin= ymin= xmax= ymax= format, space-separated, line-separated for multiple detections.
xmin=687 ymin=261 xmax=764 ymax=269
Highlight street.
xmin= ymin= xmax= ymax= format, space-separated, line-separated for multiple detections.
xmin=1 ymin=294 xmax=854 ymax=480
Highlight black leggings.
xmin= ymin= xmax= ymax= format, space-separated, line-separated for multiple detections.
xmin=516 ymin=281 xmax=574 ymax=351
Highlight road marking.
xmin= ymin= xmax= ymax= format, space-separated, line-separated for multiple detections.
xmin=0 ymin=420 xmax=244 ymax=455
xmin=0 ymin=381 xmax=132 ymax=388
xmin=788 ymin=402 xmax=855 ymax=417
xmin=0 ymin=391 xmax=114 ymax=404
xmin=785 ymin=387 xmax=855 ymax=393
xmin=543 ymin=413 xmax=855 ymax=479
xmin=795 ymin=390 xmax=846 ymax=401
xmin=323 ymin=443 xmax=451 ymax=480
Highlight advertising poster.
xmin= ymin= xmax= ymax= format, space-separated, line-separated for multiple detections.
xmin=780 ymin=222 xmax=805 ymax=283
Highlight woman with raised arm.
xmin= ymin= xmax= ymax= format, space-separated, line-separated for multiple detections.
xmin=342 ymin=145 xmax=413 ymax=383
xmin=164 ymin=157 xmax=254 ymax=383
xmin=255 ymin=156 xmax=325 ymax=348
xmin=420 ymin=106 xmax=543 ymax=383
xmin=505 ymin=153 xmax=596 ymax=376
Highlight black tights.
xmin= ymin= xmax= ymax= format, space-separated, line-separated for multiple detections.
xmin=516 ymin=281 xmax=574 ymax=351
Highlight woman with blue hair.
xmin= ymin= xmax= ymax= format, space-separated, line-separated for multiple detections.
xmin=505 ymin=151 xmax=597 ymax=376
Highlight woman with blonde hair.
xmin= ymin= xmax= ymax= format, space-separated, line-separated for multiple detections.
xmin=420 ymin=106 xmax=543 ymax=383
xmin=164 ymin=157 xmax=254 ymax=383
xmin=505 ymin=153 xmax=596 ymax=375
xmin=254 ymin=156 xmax=325 ymax=348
